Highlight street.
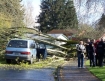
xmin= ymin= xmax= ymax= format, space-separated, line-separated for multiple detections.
xmin=0 ymin=68 xmax=55 ymax=81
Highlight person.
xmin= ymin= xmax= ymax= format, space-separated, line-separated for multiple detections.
xmin=88 ymin=39 xmax=96 ymax=67
xmin=96 ymin=38 xmax=105 ymax=67
xmin=76 ymin=40 xmax=86 ymax=68
xmin=36 ymin=43 xmax=47 ymax=61
xmin=85 ymin=39 xmax=91 ymax=59
xmin=94 ymin=39 xmax=100 ymax=66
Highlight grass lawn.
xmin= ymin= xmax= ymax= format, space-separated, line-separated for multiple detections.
xmin=0 ymin=56 xmax=65 ymax=70
xmin=85 ymin=60 xmax=105 ymax=81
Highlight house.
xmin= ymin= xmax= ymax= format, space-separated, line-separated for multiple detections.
xmin=47 ymin=29 xmax=77 ymax=39
xmin=48 ymin=34 xmax=69 ymax=46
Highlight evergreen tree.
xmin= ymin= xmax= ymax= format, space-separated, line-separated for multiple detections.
xmin=37 ymin=0 xmax=78 ymax=33
xmin=97 ymin=13 xmax=105 ymax=30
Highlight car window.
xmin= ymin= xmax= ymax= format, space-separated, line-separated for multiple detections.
xmin=39 ymin=44 xmax=45 ymax=49
xmin=30 ymin=44 xmax=35 ymax=48
xmin=7 ymin=40 xmax=27 ymax=48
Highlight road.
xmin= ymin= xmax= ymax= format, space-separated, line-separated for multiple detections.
xmin=0 ymin=68 xmax=55 ymax=81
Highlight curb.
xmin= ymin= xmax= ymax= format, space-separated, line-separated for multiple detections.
xmin=54 ymin=65 xmax=62 ymax=81
xmin=55 ymin=61 xmax=68 ymax=81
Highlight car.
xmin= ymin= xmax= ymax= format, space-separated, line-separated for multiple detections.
xmin=5 ymin=38 xmax=37 ymax=64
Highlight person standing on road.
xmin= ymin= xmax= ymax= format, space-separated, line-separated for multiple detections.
xmin=88 ymin=39 xmax=96 ymax=67
xmin=96 ymin=38 xmax=105 ymax=67
xmin=94 ymin=39 xmax=100 ymax=66
xmin=85 ymin=39 xmax=91 ymax=59
xmin=76 ymin=40 xmax=86 ymax=68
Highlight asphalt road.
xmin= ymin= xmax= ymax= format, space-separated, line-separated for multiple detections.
xmin=0 ymin=69 xmax=55 ymax=81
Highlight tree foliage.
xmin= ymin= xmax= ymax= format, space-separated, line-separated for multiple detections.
xmin=37 ymin=0 xmax=78 ymax=33
xmin=97 ymin=14 xmax=105 ymax=30
xmin=77 ymin=23 xmax=101 ymax=39
xmin=0 ymin=0 xmax=25 ymax=51
xmin=0 ymin=0 xmax=24 ymax=28
xmin=0 ymin=13 xmax=12 ymax=28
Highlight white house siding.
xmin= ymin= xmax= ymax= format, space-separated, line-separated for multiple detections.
xmin=48 ymin=34 xmax=68 ymax=46
xmin=57 ymin=34 xmax=68 ymax=40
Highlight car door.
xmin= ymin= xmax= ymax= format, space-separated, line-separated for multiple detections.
xmin=30 ymin=42 xmax=37 ymax=59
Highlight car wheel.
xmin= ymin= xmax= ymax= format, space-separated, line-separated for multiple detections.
xmin=6 ymin=59 xmax=11 ymax=64
xmin=29 ymin=57 xmax=33 ymax=64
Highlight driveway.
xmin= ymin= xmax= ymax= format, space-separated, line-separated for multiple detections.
xmin=0 ymin=68 xmax=55 ymax=81
xmin=58 ymin=60 xmax=100 ymax=81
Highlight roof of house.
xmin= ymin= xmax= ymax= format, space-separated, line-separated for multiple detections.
xmin=48 ymin=34 xmax=63 ymax=38
xmin=48 ymin=34 xmax=69 ymax=40
xmin=47 ymin=29 xmax=76 ymax=36
xmin=26 ymin=34 xmax=48 ymax=40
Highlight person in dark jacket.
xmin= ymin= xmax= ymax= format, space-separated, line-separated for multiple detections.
xmin=36 ymin=43 xmax=47 ymax=61
xmin=96 ymin=38 xmax=105 ymax=67
xmin=94 ymin=39 xmax=100 ymax=66
xmin=85 ymin=39 xmax=91 ymax=59
xmin=88 ymin=39 xmax=96 ymax=67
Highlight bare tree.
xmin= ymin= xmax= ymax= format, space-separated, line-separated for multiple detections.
xmin=73 ymin=0 xmax=105 ymax=39
xmin=74 ymin=0 xmax=104 ymax=24
xmin=23 ymin=1 xmax=35 ymax=28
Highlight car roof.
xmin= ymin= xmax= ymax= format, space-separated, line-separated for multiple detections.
xmin=10 ymin=38 xmax=34 ymax=41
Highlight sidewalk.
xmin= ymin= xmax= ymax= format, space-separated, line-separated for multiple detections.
xmin=57 ymin=59 xmax=101 ymax=81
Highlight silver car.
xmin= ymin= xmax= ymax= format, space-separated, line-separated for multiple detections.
xmin=5 ymin=39 xmax=37 ymax=64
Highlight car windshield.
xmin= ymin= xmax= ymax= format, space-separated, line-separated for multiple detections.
xmin=7 ymin=40 xmax=27 ymax=48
